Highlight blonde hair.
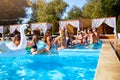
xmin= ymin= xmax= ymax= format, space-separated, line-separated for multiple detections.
xmin=59 ymin=30 xmax=66 ymax=47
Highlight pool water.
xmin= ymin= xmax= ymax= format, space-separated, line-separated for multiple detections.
xmin=0 ymin=41 xmax=102 ymax=80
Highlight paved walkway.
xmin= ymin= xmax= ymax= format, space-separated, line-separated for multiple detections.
xmin=94 ymin=42 xmax=120 ymax=80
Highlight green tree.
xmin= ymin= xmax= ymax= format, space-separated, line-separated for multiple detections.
xmin=100 ymin=0 xmax=120 ymax=19
xmin=0 ymin=0 xmax=29 ymax=20
xmin=31 ymin=0 xmax=68 ymax=34
xmin=66 ymin=6 xmax=82 ymax=19
xmin=82 ymin=1 xmax=95 ymax=18
xmin=82 ymin=0 xmax=120 ymax=32
xmin=82 ymin=0 xmax=120 ymax=19
xmin=117 ymin=16 xmax=120 ymax=33
xmin=82 ymin=0 xmax=104 ymax=18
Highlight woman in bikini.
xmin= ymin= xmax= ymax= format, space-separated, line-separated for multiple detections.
xmin=30 ymin=30 xmax=39 ymax=54
xmin=31 ymin=30 xmax=53 ymax=55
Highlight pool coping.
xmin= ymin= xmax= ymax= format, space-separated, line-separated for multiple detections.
xmin=94 ymin=41 xmax=120 ymax=80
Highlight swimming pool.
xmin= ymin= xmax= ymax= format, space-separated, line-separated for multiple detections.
xmin=0 ymin=41 xmax=102 ymax=80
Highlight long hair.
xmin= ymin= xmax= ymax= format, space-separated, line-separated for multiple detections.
xmin=14 ymin=34 xmax=21 ymax=41
xmin=59 ymin=30 xmax=66 ymax=46
xmin=43 ymin=30 xmax=51 ymax=43
xmin=33 ymin=30 xmax=39 ymax=43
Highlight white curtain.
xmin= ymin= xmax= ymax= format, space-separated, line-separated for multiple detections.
xmin=47 ymin=23 xmax=53 ymax=29
xmin=31 ymin=23 xmax=52 ymax=34
xmin=104 ymin=17 xmax=116 ymax=33
xmin=0 ymin=26 xmax=3 ymax=33
xmin=16 ymin=25 xmax=23 ymax=32
xmin=92 ymin=17 xmax=116 ymax=34
xmin=10 ymin=24 xmax=26 ymax=34
xmin=59 ymin=21 xmax=67 ymax=30
xmin=31 ymin=23 xmax=40 ymax=31
xmin=59 ymin=20 xmax=80 ymax=30
xmin=9 ymin=25 xmax=18 ymax=34
xmin=92 ymin=18 xmax=105 ymax=28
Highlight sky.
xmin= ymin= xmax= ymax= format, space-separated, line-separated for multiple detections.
xmin=63 ymin=0 xmax=87 ymax=18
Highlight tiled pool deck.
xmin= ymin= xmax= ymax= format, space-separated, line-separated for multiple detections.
xmin=95 ymin=40 xmax=120 ymax=80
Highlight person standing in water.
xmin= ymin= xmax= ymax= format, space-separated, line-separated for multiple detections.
xmin=31 ymin=30 xmax=53 ymax=55
xmin=30 ymin=30 xmax=39 ymax=54
xmin=41 ymin=30 xmax=53 ymax=52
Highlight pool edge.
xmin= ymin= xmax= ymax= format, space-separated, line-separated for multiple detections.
xmin=94 ymin=42 xmax=120 ymax=80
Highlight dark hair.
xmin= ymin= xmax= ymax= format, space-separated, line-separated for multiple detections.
xmin=89 ymin=29 xmax=93 ymax=32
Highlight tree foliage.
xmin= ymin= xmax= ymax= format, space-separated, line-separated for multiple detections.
xmin=82 ymin=0 xmax=120 ymax=19
xmin=31 ymin=0 xmax=68 ymax=22
xmin=82 ymin=0 xmax=104 ymax=18
xmin=117 ymin=16 xmax=120 ymax=32
xmin=31 ymin=0 xmax=68 ymax=34
xmin=82 ymin=0 xmax=120 ymax=32
xmin=82 ymin=2 xmax=95 ymax=18
xmin=0 ymin=0 xmax=29 ymax=20
xmin=66 ymin=6 xmax=82 ymax=19
xmin=100 ymin=0 xmax=120 ymax=18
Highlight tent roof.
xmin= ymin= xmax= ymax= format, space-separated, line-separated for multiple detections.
xmin=92 ymin=17 xmax=116 ymax=33
xmin=59 ymin=20 xmax=80 ymax=30
xmin=30 ymin=22 xmax=53 ymax=34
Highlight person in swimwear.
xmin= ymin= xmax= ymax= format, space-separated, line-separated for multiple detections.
xmin=13 ymin=34 xmax=21 ymax=46
xmin=53 ymin=29 xmax=66 ymax=50
xmin=92 ymin=27 xmax=100 ymax=43
xmin=41 ymin=30 xmax=53 ymax=52
xmin=72 ymin=30 xmax=83 ymax=45
xmin=82 ymin=29 xmax=88 ymax=45
xmin=31 ymin=30 xmax=53 ymax=55
xmin=30 ymin=30 xmax=39 ymax=54
xmin=87 ymin=29 xmax=94 ymax=45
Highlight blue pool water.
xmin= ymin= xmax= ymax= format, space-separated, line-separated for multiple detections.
xmin=0 ymin=41 xmax=102 ymax=80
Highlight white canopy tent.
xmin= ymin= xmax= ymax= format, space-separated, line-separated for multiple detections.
xmin=59 ymin=20 xmax=81 ymax=31
xmin=30 ymin=23 xmax=52 ymax=34
xmin=92 ymin=17 xmax=116 ymax=34
xmin=9 ymin=24 xmax=23 ymax=34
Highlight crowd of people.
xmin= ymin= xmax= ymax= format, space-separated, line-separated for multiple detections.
xmin=72 ymin=28 xmax=100 ymax=46
xmin=13 ymin=27 xmax=100 ymax=55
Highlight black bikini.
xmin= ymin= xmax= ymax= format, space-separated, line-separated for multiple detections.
xmin=31 ymin=43 xmax=37 ymax=49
